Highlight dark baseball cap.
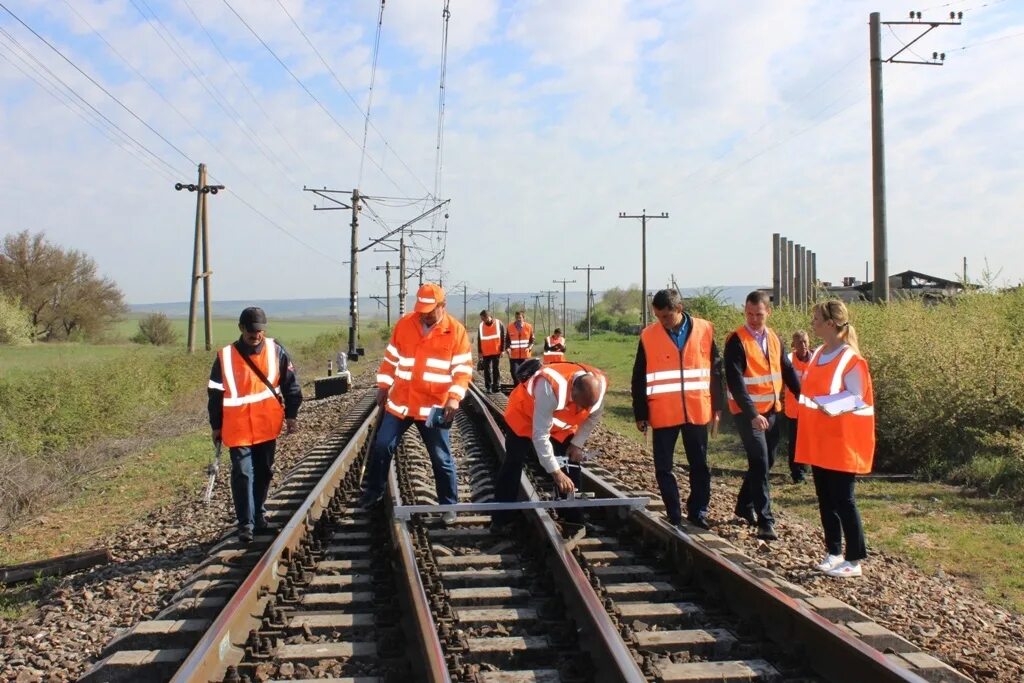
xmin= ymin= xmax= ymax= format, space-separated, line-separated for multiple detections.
xmin=239 ymin=306 xmax=267 ymax=331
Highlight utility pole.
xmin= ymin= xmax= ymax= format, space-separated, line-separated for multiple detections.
xmin=541 ymin=290 xmax=558 ymax=334
xmin=870 ymin=10 xmax=961 ymax=302
xmin=451 ymin=282 xmax=469 ymax=328
xmin=531 ymin=294 xmax=543 ymax=327
xmin=375 ymin=261 xmax=399 ymax=326
xmin=552 ymin=278 xmax=576 ymax=331
xmin=305 ymin=186 xmax=362 ymax=359
xmin=175 ymin=163 xmax=223 ymax=353
xmin=573 ymin=264 xmax=605 ymax=340
xmin=619 ymin=209 xmax=669 ymax=327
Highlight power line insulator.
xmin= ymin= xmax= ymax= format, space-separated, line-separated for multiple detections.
xmin=916 ymin=11 xmax=922 ymax=19
xmin=909 ymin=10 xmax=914 ymax=18
xmin=940 ymin=52 xmax=946 ymax=60
xmin=174 ymin=183 xmax=183 ymax=191
xmin=957 ymin=11 xmax=963 ymax=19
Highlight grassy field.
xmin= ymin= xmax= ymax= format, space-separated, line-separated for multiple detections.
xmin=112 ymin=315 xmax=346 ymax=349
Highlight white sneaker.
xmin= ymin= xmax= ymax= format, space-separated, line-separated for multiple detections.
xmin=441 ymin=511 xmax=457 ymax=526
xmin=816 ymin=554 xmax=845 ymax=572
xmin=825 ymin=561 xmax=862 ymax=578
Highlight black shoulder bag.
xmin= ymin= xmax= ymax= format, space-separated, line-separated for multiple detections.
xmin=234 ymin=342 xmax=285 ymax=407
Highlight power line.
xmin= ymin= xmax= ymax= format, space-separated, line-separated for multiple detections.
xmin=222 ymin=0 xmax=411 ymax=196
xmin=0 ymin=1 xmax=192 ymax=172
xmin=359 ymin=0 xmax=385 ymax=186
xmin=272 ymin=0 xmax=431 ymax=195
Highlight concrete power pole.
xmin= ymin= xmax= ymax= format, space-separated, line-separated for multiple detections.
xmin=552 ymin=278 xmax=576 ymax=331
xmin=618 ymin=209 xmax=669 ymax=328
xmin=176 ymin=163 xmax=223 ymax=353
xmin=870 ymin=10 xmax=961 ymax=302
xmin=771 ymin=233 xmax=782 ymax=306
xmin=375 ymin=261 xmax=399 ymax=326
xmin=573 ymin=264 xmax=605 ymax=340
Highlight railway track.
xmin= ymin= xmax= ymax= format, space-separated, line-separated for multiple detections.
xmin=80 ymin=382 xmax=969 ymax=683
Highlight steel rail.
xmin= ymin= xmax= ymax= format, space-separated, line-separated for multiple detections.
xmin=581 ymin=466 xmax=932 ymax=683
xmin=386 ymin=467 xmax=451 ymax=682
xmin=464 ymin=385 xmax=647 ymax=683
xmin=169 ymin=407 xmax=378 ymax=682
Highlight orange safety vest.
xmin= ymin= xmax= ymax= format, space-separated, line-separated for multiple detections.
xmin=543 ymin=335 xmax=566 ymax=364
xmin=726 ymin=326 xmax=783 ymax=415
xmin=783 ymin=351 xmax=811 ymax=419
xmin=794 ymin=346 xmax=875 ymax=474
xmin=504 ymin=362 xmax=607 ymax=442
xmin=640 ymin=317 xmax=714 ymax=428
xmin=508 ymin=322 xmax=534 ymax=360
xmin=377 ymin=311 xmax=473 ymax=421
xmin=215 ymin=340 xmax=285 ymax=448
xmin=478 ymin=319 xmax=505 ymax=357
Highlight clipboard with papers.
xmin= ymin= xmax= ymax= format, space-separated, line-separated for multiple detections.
xmin=811 ymin=392 xmax=868 ymax=417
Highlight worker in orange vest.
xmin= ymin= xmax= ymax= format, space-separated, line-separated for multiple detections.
xmin=631 ymin=289 xmax=723 ymax=530
xmin=795 ymin=300 xmax=875 ymax=578
xmin=359 ymin=284 xmax=472 ymax=525
xmin=208 ymin=307 xmax=302 ymax=543
xmin=477 ymin=309 xmax=507 ymax=392
xmin=784 ymin=330 xmax=812 ymax=484
xmin=543 ymin=328 xmax=567 ymax=363
xmin=494 ymin=361 xmax=607 ymax=538
xmin=505 ymin=310 xmax=535 ymax=385
xmin=724 ymin=291 xmax=802 ymax=541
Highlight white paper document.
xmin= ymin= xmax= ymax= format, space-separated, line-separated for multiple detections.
xmin=812 ymin=391 xmax=867 ymax=417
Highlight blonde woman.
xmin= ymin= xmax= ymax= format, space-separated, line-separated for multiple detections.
xmin=794 ymin=301 xmax=875 ymax=578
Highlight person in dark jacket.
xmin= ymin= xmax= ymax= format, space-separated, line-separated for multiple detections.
xmin=724 ymin=291 xmax=801 ymax=540
xmin=208 ymin=307 xmax=302 ymax=542
xmin=631 ymin=289 xmax=724 ymax=530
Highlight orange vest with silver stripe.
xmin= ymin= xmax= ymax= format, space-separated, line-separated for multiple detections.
xmin=504 ymin=362 xmax=607 ymax=442
xmin=640 ymin=318 xmax=714 ymax=428
xmin=214 ymin=340 xmax=284 ymax=448
xmin=794 ymin=346 xmax=875 ymax=474
xmin=726 ymin=326 xmax=783 ymax=415
xmin=784 ymin=351 xmax=811 ymax=419
xmin=478 ymin=319 xmax=504 ymax=357
xmin=508 ymin=322 xmax=533 ymax=360
xmin=377 ymin=311 xmax=473 ymax=421
xmin=543 ymin=335 xmax=566 ymax=364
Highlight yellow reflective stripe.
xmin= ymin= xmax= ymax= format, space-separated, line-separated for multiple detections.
xmin=425 ymin=357 xmax=450 ymax=369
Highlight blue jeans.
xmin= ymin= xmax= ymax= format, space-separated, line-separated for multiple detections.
xmin=229 ymin=441 xmax=276 ymax=531
xmin=493 ymin=432 xmax=582 ymax=526
xmin=362 ymin=412 xmax=458 ymax=505
xmin=652 ymin=424 xmax=710 ymax=524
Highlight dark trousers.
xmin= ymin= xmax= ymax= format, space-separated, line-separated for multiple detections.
xmin=652 ymin=424 xmax=710 ymax=524
xmin=733 ymin=411 xmax=781 ymax=525
xmin=509 ymin=358 xmax=526 ymax=386
xmin=812 ymin=466 xmax=867 ymax=561
xmin=493 ymin=432 xmax=582 ymax=526
xmin=229 ymin=440 xmax=276 ymax=531
xmin=362 ymin=412 xmax=458 ymax=505
xmin=482 ymin=355 xmax=501 ymax=390
xmin=787 ymin=417 xmax=808 ymax=482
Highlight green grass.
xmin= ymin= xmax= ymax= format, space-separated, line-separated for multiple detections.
xmin=113 ymin=316 xmax=346 ymax=349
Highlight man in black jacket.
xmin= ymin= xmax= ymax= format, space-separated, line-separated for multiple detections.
xmin=208 ymin=307 xmax=302 ymax=542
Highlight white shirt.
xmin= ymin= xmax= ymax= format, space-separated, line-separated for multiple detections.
xmin=531 ymin=379 xmax=604 ymax=473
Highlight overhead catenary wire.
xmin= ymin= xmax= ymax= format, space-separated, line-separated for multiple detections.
xmin=222 ymin=0 xmax=411 ymax=196
xmin=271 ymin=0 xmax=432 ymax=196
xmin=359 ymin=0 xmax=386 ymax=187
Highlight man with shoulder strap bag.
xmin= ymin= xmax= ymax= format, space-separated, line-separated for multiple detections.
xmin=208 ymin=307 xmax=302 ymax=543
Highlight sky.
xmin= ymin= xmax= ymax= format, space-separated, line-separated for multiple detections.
xmin=0 ymin=0 xmax=1021 ymax=305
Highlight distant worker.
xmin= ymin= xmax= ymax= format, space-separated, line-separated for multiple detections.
xmin=795 ymin=300 xmax=875 ymax=578
xmin=493 ymin=361 xmax=607 ymax=537
xmin=505 ymin=310 xmax=535 ymax=385
xmin=724 ymin=291 xmax=801 ymax=541
xmin=477 ymin=309 xmax=507 ymax=393
xmin=208 ymin=307 xmax=302 ymax=543
xmin=784 ymin=330 xmax=812 ymax=484
xmin=359 ymin=283 xmax=472 ymax=525
xmin=543 ymin=328 xmax=567 ymax=363
xmin=632 ymin=289 xmax=723 ymax=530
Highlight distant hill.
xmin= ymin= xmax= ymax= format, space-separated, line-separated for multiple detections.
xmin=129 ymin=287 xmax=763 ymax=320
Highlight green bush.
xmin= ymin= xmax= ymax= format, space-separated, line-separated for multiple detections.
xmin=0 ymin=295 xmax=32 ymax=345
xmin=131 ymin=313 xmax=178 ymax=345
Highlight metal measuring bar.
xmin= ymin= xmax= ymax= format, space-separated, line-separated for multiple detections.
xmin=392 ymin=496 xmax=650 ymax=521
